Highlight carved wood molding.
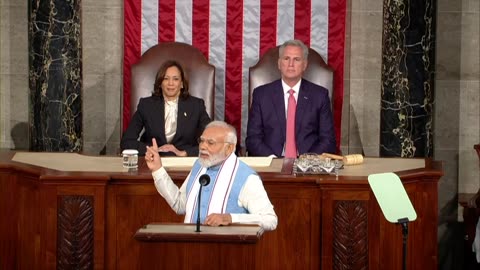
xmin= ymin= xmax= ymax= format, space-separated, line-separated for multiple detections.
xmin=333 ymin=200 xmax=368 ymax=270
xmin=57 ymin=195 xmax=94 ymax=269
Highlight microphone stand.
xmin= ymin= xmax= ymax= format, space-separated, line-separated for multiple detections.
xmin=195 ymin=185 xmax=204 ymax=232
xmin=194 ymin=174 xmax=210 ymax=232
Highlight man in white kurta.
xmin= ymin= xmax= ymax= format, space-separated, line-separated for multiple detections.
xmin=145 ymin=121 xmax=278 ymax=231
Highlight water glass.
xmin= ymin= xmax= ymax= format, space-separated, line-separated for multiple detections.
xmin=122 ymin=149 xmax=138 ymax=169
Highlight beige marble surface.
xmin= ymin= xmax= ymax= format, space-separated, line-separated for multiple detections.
xmin=11 ymin=152 xmax=280 ymax=173
xmin=11 ymin=152 xmax=425 ymax=178
xmin=339 ymin=158 xmax=425 ymax=176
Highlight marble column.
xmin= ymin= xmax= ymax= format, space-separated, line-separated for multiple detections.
xmin=28 ymin=0 xmax=82 ymax=152
xmin=380 ymin=0 xmax=436 ymax=157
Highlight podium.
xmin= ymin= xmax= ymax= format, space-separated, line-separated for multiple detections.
xmin=0 ymin=152 xmax=443 ymax=270
xmin=132 ymin=223 xmax=264 ymax=269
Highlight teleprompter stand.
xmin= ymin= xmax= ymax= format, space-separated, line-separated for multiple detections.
xmin=368 ymin=172 xmax=417 ymax=270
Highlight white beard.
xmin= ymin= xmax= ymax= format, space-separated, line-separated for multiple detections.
xmin=198 ymin=151 xmax=226 ymax=168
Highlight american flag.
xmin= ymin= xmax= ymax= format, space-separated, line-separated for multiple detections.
xmin=123 ymin=0 xmax=346 ymax=148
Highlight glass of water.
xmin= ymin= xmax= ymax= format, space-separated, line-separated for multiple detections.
xmin=122 ymin=149 xmax=138 ymax=169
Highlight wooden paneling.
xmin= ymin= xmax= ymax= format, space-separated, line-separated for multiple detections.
xmin=57 ymin=195 xmax=94 ymax=269
xmin=0 ymin=152 xmax=443 ymax=270
xmin=106 ymin=184 xmax=183 ymax=270
xmin=135 ymin=241 xmax=256 ymax=270
xmin=321 ymin=189 xmax=371 ymax=270
xmin=258 ymin=182 xmax=320 ymax=270
xmin=17 ymin=172 xmax=42 ymax=270
xmin=0 ymin=169 xmax=19 ymax=270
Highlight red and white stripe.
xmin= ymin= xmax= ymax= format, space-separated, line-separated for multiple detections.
xmin=123 ymin=0 xmax=345 ymax=149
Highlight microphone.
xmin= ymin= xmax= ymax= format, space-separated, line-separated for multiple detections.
xmin=195 ymin=174 xmax=211 ymax=232
xmin=199 ymin=174 xmax=210 ymax=186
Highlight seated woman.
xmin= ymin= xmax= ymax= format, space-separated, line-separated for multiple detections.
xmin=121 ymin=60 xmax=211 ymax=156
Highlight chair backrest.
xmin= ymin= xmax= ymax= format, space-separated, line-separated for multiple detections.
xmin=248 ymin=46 xmax=333 ymax=108
xmin=130 ymin=42 xmax=215 ymax=118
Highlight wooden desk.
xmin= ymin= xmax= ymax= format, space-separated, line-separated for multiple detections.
xmin=0 ymin=151 xmax=443 ymax=269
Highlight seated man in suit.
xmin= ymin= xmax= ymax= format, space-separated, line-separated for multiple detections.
xmin=246 ymin=39 xmax=336 ymax=157
xmin=121 ymin=60 xmax=211 ymax=156
xmin=145 ymin=120 xmax=278 ymax=231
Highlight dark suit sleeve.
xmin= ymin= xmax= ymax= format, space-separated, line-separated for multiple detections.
xmin=246 ymin=88 xmax=276 ymax=156
xmin=120 ymin=99 xmax=148 ymax=155
xmin=309 ymin=90 xmax=336 ymax=154
xmin=182 ymin=98 xmax=211 ymax=156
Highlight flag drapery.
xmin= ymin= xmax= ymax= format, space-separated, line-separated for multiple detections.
xmin=123 ymin=0 xmax=346 ymax=149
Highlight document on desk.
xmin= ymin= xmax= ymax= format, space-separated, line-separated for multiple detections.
xmin=161 ymin=156 xmax=273 ymax=168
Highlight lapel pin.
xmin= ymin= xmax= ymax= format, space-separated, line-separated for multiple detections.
xmin=184 ymin=112 xmax=187 ymax=117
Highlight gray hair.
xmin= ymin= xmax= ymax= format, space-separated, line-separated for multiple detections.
xmin=205 ymin=121 xmax=237 ymax=144
xmin=279 ymin=39 xmax=309 ymax=60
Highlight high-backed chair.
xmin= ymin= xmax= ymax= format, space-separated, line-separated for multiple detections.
xmin=130 ymin=42 xmax=215 ymax=118
xmin=248 ymin=46 xmax=333 ymax=108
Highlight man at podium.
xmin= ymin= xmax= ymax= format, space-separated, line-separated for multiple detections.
xmin=145 ymin=121 xmax=278 ymax=231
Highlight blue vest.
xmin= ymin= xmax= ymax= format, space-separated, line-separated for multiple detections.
xmin=186 ymin=158 xmax=256 ymax=223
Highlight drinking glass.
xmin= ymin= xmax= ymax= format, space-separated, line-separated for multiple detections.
xmin=320 ymin=158 xmax=336 ymax=174
xmin=122 ymin=149 xmax=138 ymax=169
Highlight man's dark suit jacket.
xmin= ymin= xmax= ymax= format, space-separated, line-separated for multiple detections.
xmin=246 ymin=79 xmax=336 ymax=157
xmin=121 ymin=95 xmax=211 ymax=156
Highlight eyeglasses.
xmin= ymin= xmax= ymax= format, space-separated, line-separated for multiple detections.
xmin=197 ymin=138 xmax=232 ymax=147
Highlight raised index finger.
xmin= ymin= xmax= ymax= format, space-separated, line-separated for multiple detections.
xmin=151 ymin=138 xmax=158 ymax=150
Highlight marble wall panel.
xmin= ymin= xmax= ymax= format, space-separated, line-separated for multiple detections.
xmin=82 ymin=74 xmax=106 ymax=155
xmin=344 ymin=0 xmax=382 ymax=156
xmin=83 ymin=0 xmax=122 ymax=8
xmin=458 ymin=81 xmax=480 ymax=193
xmin=380 ymin=0 xmax=436 ymax=157
xmin=0 ymin=7 xmax=28 ymax=75
xmin=349 ymin=79 xmax=381 ymax=156
xmin=82 ymin=2 xmax=122 ymax=155
xmin=29 ymin=0 xmax=83 ymax=152
xmin=82 ymin=73 xmax=122 ymax=156
xmin=434 ymin=81 xmax=461 ymax=149
xmin=0 ymin=3 xmax=28 ymax=150
xmin=437 ymin=0 xmax=479 ymax=13
xmin=436 ymin=12 xmax=463 ymax=80
xmin=460 ymin=13 xmax=479 ymax=80
xmin=434 ymin=80 xmax=461 ymax=218
xmin=349 ymin=11 xmax=383 ymax=80
xmin=351 ymin=0 xmax=383 ymax=11
xmin=9 ymin=75 xmax=30 ymax=150
xmin=104 ymin=74 xmax=122 ymax=155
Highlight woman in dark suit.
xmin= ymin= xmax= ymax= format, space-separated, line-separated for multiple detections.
xmin=121 ymin=60 xmax=211 ymax=156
